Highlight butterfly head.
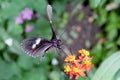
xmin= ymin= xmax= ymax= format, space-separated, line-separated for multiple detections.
xmin=52 ymin=39 xmax=62 ymax=49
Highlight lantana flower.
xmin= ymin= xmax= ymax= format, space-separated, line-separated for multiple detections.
xmin=65 ymin=55 xmax=75 ymax=62
xmin=64 ymin=49 xmax=93 ymax=80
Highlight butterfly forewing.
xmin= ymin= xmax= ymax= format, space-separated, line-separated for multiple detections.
xmin=21 ymin=37 xmax=53 ymax=57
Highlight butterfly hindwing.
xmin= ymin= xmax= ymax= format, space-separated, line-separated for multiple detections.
xmin=21 ymin=37 xmax=53 ymax=57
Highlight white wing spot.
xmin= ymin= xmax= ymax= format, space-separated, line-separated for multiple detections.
xmin=35 ymin=38 xmax=41 ymax=45
xmin=32 ymin=44 xmax=36 ymax=49
xmin=32 ymin=38 xmax=41 ymax=49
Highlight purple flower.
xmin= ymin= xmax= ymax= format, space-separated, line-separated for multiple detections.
xmin=21 ymin=8 xmax=33 ymax=20
xmin=24 ymin=25 xmax=34 ymax=33
xmin=15 ymin=15 xmax=24 ymax=24
xmin=15 ymin=8 xmax=34 ymax=24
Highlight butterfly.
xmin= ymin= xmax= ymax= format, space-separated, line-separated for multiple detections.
xmin=21 ymin=5 xmax=62 ymax=58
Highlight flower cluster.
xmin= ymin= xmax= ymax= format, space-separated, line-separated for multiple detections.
xmin=15 ymin=8 xmax=34 ymax=33
xmin=15 ymin=8 xmax=33 ymax=24
xmin=64 ymin=49 xmax=93 ymax=80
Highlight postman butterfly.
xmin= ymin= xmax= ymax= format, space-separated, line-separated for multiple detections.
xmin=21 ymin=5 xmax=63 ymax=58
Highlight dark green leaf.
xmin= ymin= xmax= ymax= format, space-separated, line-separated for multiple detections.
xmin=95 ymin=8 xmax=107 ymax=25
xmin=7 ymin=21 xmax=23 ymax=36
xmin=117 ymin=37 xmax=120 ymax=46
xmin=91 ymin=42 xmax=102 ymax=64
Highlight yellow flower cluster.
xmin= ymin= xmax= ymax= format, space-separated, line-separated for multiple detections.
xmin=78 ymin=49 xmax=90 ymax=57
xmin=65 ymin=55 xmax=75 ymax=62
xmin=64 ymin=49 xmax=93 ymax=80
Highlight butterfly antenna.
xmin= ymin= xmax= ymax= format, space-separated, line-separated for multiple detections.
xmin=46 ymin=4 xmax=56 ymax=39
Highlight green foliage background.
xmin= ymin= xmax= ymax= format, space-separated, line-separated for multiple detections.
xmin=0 ymin=0 xmax=120 ymax=80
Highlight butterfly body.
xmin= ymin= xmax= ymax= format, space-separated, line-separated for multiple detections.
xmin=21 ymin=36 xmax=61 ymax=57
xmin=51 ymin=39 xmax=61 ymax=49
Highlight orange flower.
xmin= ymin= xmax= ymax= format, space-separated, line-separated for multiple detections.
xmin=64 ymin=49 xmax=93 ymax=80
xmin=72 ymin=66 xmax=86 ymax=76
xmin=78 ymin=49 xmax=90 ymax=57
xmin=65 ymin=55 xmax=75 ymax=62
xmin=84 ymin=59 xmax=91 ymax=66
xmin=83 ymin=58 xmax=94 ymax=72
xmin=64 ymin=64 xmax=72 ymax=73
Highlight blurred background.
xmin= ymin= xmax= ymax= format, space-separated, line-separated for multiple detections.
xmin=0 ymin=0 xmax=120 ymax=80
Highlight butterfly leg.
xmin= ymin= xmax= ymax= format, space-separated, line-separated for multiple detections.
xmin=56 ymin=48 xmax=62 ymax=56
xmin=42 ymin=52 xmax=46 ymax=57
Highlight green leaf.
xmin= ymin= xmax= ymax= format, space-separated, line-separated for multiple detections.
xmin=89 ymin=0 xmax=101 ymax=8
xmin=9 ymin=39 xmax=23 ymax=54
xmin=53 ymin=1 xmax=65 ymax=16
xmin=7 ymin=21 xmax=23 ymax=36
xmin=50 ymin=70 xmax=60 ymax=80
xmin=77 ymin=12 xmax=84 ymax=21
xmin=0 ymin=0 xmax=47 ymax=20
xmin=0 ymin=27 xmax=10 ymax=40
xmin=105 ymin=41 xmax=115 ymax=49
xmin=109 ymin=12 xmax=118 ymax=23
xmin=95 ymin=8 xmax=107 ymax=25
xmin=114 ymin=0 xmax=120 ymax=3
xmin=105 ymin=23 xmax=117 ymax=32
xmin=117 ymin=37 xmax=120 ymax=46
xmin=30 ymin=0 xmax=47 ymax=14
xmin=0 ymin=27 xmax=23 ymax=54
xmin=113 ymin=69 xmax=120 ymax=80
xmin=91 ymin=42 xmax=102 ymax=64
xmin=59 ymin=72 xmax=68 ymax=80
xmin=89 ymin=0 xmax=107 ymax=8
xmin=78 ymin=76 xmax=90 ymax=80
xmin=0 ymin=41 xmax=5 ymax=50
xmin=92 ymin=51 xmax=120 ymax=80
xmin=0 ymin=1 xmax=22 ymax=20
xmin=22 ymin=68 xmax=48 ymax=80
xmin=0 ymin=59 xmax=21 ymax=80
xmin=17 ymin=54 xmax=34 ymax=70
xmin=29 ymin=17 xmax=50 ymax=38
xmin=107 ymin=29 xmax=117 ymax=41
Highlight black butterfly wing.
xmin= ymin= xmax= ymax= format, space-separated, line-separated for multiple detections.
xmin=21 ymin=37 xmax=53 ymax=57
